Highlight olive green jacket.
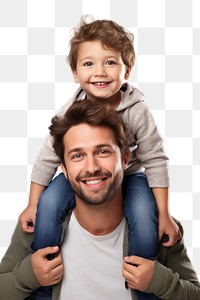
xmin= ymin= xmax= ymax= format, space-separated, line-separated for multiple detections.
xmin=0 ymin=215 xmax=200 ymax=300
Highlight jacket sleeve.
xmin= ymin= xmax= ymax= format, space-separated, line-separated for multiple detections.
xmin=30 ymin=96 xmax=76 ymax=186
xmin=145 ymin=235 xmax=200 ymax=299
xmin=0 ymin=223 xmax=41 ymax=299
xmin=133 ymin=104 xmax=169 ymax=187
xmin=30 ymin=133 xmax=61 ymax=186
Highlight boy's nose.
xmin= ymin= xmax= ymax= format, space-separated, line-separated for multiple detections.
xmin=94 ymin=65 xmax=106 ymax=77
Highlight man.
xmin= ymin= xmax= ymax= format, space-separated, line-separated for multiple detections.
xmin=0 ymin=99 xmax=200 ymax=299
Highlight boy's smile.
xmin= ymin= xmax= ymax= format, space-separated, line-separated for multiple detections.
xmin=72 ymin=40 xmax=131 ymax=108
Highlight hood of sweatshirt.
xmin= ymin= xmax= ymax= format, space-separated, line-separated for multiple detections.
xmin=116 ymin=83 xmax=144 ymax=112
xmin=74 ymin=82 xmax=144 ymax=112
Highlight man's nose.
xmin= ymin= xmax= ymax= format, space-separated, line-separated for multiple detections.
xmin=85 ymin=156 xmax=100 ymax=174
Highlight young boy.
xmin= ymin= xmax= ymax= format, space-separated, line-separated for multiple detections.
xmin=19 ymin=16 xmax=181 ymax=299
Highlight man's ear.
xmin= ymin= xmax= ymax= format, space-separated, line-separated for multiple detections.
xmin=71 ymin=69 xmax=79 ymax=83
xmin=61 ymin=164 xmax=68 ymax=179
xmin=123 ymin=149 xmax=130 ymax=170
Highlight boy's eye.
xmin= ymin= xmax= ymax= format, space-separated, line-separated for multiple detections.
xmin=83 ymin=62 xmax=93 ymax=67
xmin=106 ymin=60 xmax=116 ymax=65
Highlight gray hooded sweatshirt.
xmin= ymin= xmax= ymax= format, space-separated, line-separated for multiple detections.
xmin=31 ymin=83 xmax=169 ymax=188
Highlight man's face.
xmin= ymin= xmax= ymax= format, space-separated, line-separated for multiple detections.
xmin=62 ymin=123 xmax=129 ymax=207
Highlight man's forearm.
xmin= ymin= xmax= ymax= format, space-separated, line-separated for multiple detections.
xmin=0 ymin=223 xmax=41 ymax=299
xmin=0 ymin=255 xmax=41 ymax=299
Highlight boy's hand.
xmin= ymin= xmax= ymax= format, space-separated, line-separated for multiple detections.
xmin=18 ymin=205 xmax=36 ymax=233
xmin=158 ymin=214 xmax=182 ymax=247
xmin=31 ymin=246 xmax=64 ymax=286
xmin=122 ymin=256 xmax=154 ymax=291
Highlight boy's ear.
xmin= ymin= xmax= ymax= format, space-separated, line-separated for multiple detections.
xmin=124 ymin=67 xmax=132 ymax=80
xmin=72 ymin=69 xmax=79 ymax=83
xmin=61 ymin=164 xmax=68 ymax=179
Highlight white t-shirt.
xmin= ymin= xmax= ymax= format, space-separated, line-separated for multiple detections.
xmin=59 ymin=212 xmax=132 ymax=300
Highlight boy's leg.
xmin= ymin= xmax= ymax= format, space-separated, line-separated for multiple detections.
xmin=123 ymin=172 xmax=158 ymax=259
xmin=31 ymin=286 xmax=52 ymax=300
xmin=123 ymin=172 xmax=158 ymax=299
xmin=31 ymin=173 xmax=75 ymax=252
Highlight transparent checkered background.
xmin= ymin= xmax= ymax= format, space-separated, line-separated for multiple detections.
xmin=0 ymin=0 xmax=200 ymax=280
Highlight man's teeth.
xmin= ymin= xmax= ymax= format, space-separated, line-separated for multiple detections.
xmin=85 ymin=179 xmax=102 ymax=185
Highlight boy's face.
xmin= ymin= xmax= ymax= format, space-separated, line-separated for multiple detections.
xmin=61 ymin=123 xmax=129 ymax=206
xmin=72 ymin=40 xmax=131 ymax=107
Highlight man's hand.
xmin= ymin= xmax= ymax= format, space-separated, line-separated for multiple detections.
xmin=122 ymin=256 xmax=154 ymax=291
xmin=18 ymin=205 xmax=36 ymax=233
xmin=158 ymin=214 xmax=182 ymax=247
xmin=31 ymin=246 xmax=64 ymax=286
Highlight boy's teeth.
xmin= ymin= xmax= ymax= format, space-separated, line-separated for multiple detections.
xmin=86 ymin=179 xmax=102 ymax=185
xmin=96 ymin=82 xmax=105 ymax=86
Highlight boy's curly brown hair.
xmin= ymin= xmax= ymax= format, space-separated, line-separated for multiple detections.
xmin=67 ymin=15 xmax=135 ymax=70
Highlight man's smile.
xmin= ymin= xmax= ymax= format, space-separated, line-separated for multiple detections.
xmin=80 ymin=176 xmax=108 ymax=188
xmin=84 ymin=179 xmax=104 ymax=185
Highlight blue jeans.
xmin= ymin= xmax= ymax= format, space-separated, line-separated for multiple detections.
xmin=32 ymin=172 xmax=158 ymax=299
xmin=31 ymin=173 xmax=75 ymax=250
xmin=123 ymin=173 xmax=158 ymax=300
xmin=123 ymin=173 xmax=158 ymax=259
xmin=28 ymin=286 xmax=52 ymax=300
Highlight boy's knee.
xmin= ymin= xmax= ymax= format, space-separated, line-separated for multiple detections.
xmin=38 ymin=190 xmax=56 ymax=211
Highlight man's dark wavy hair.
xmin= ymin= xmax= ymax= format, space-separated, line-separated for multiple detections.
xmin=49 ymin=99 xmax=130 ymax=165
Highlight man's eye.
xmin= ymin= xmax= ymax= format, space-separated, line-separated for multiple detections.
xmin=72 ymin=154 xmax=81 ymax=159
xmin=100 ymin=150 xmax=106 ymax=153
xmin=98 ymin=149 xmax=110 ymax=156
